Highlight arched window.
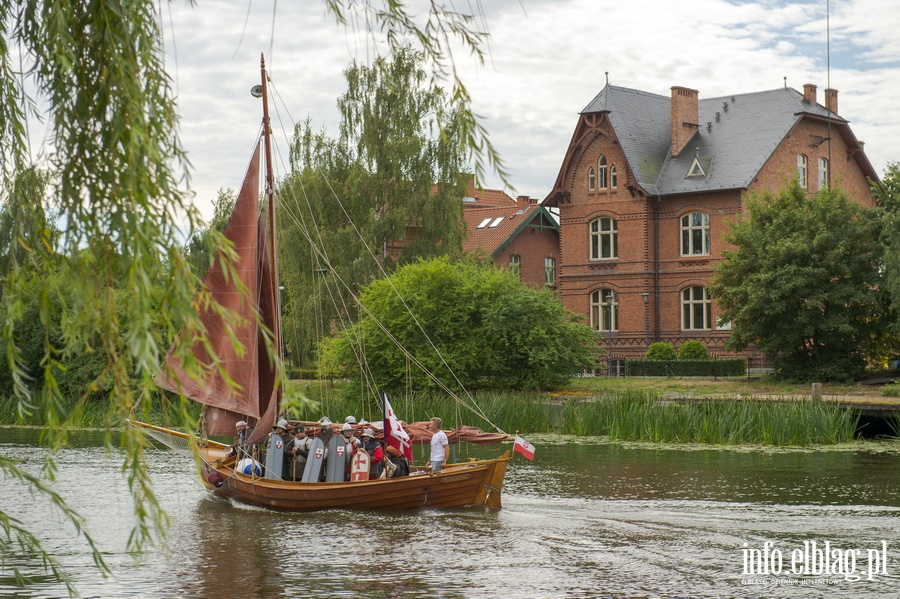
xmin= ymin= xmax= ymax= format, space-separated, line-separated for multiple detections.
xmin=682 ymin=286 xmax=711 ymax=330
xmin=544 ymin=257 xmax=556 ymax=286
xmin=509 ymin=254 xmax=521 ymax=278
xmin=590 ymin=217 xmax=618 ymax=260
xmin=590 ymin=289 xmax=618 ymax=332
xmin=797 ymin=154 xmax=808 ymax=188
xmin=610 ymin=165 xmax=618 ymax=189
xmin=818 ymin=158 xmax=828 ymax=190
xmin=588 ymin=167 xmax=596 ymax=190
xmin=680 ymin=212 xmax=710 ymax=256
xmin=598 ymin=155 xmax=608 ymax=189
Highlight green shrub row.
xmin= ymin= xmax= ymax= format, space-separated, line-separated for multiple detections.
xmin=625 ymin=358 xmax=746 ymax=377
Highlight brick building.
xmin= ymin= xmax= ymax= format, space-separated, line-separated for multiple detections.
xmin=544 ymin=83 xmax=878 ymax=359
xmin=463 ymin=177 xmax=559 ymax=289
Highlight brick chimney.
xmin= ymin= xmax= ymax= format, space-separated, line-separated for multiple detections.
xmin=671 ymin=86 xmax=699 ymax=157
xmin=803 ymin=83 xmax=817 ymax=104
xmin=517 ymin=195 xmax=536 ymax=209
xmin=464 ymin=174 xmax=477 ymax=198
xmin=824 ymin=88 xmax=838 ymax=114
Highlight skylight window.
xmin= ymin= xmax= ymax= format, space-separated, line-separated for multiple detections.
xmin=489 ymin=217 xmax=504 ymax=228
xmin=687 ymin=156 xmax=706 ymax=178
xmin=476 ymin=217 xmax=492 ymax=229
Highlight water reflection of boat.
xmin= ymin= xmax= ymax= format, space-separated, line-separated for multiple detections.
xmin=132 ymin=56 xmax=509 ymax=512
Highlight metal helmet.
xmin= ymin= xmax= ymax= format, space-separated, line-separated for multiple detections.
xmin=362 ymin=428 xmax=375 ymax=439
xmin=341 ymin=423 xmax=353 ymax=432
xmin=318 ymin=417 xmax=332 ymax=428
xmin=274 ymin=418 xmax=289 ymax=430
xmin=344 ymin=416 xmax=357 ymax=425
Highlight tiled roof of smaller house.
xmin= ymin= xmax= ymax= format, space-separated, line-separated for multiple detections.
xmin=464 ymin=187 xmax=517 ymax=208
xmin=578 ymin=84 xmax=875 ymax=196
xmin=459 ymin=174 xmax=517 ymax=208
xmin=463 ymin=204 xmax=557 ymax=257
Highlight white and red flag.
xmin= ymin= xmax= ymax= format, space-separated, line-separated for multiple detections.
xmin=383 ymin=393 xmax=413 ymax=462
xmin=513 ymin=435 xmax=535 ymax=460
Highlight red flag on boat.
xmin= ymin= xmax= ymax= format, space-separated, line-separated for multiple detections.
xmin=383 ymin=393 xmax=413 ymax=462
xmin=513 ymin=435 xmax=535 ymax=460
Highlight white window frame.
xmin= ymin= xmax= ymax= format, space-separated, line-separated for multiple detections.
xmin=682 ymin=286 xmax=712 ymax=330
xmin=680 ymin=212 xmax=710 ymax=256
xmin=588 ymin=167 xmax=595 ymax=191
xmin=598 ymin=155 xmax=608 ymax=189
xmin=798 ymin=154 xmax=808 ymax=188
xmin=610 ymin=165 xmax=618 ymax=189
xmin=818 ymin=157 xmax=828 ymax=190
xmin=590 ymin=289 xmax=618 ymax=332
xmin=509 ymin=254 xmax=521 ymax=277
xmin=590 ymin=217 xmax=618 ymax=260
xmin=544 ymin=257 xmax=556 ymax=286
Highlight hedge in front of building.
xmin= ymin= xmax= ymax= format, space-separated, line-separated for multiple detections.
xmin=625 ymin=358 xmax=747 ymax=377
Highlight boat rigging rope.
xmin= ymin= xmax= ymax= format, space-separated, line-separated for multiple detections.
xmin=265 ymin=79 xmax=505 ymax=435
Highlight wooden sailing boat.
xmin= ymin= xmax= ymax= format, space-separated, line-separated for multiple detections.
xmin=133 ymin=55 xmax=510 ymax=512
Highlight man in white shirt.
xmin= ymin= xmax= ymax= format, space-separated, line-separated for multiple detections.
xmin=428 ymin=417 xmax=449 ymax=472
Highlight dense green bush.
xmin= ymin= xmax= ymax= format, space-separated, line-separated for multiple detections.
xmin=319 ymin=257 xmax=599 ymax=391
xmin=677 ymin=340 xmax=708 ymax=359
xmin=646 ymin=342 xmax=676 ymax=360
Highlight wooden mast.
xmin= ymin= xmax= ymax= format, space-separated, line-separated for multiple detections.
xmin=259 ymin=54 xmax=282 ymax=365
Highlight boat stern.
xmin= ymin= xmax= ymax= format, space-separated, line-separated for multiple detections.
xmin=473 ymin=450 xmax=510 ymax=509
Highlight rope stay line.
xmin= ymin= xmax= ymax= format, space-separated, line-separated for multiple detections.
xmin=265 ymin=78 xmax=504 ymax=435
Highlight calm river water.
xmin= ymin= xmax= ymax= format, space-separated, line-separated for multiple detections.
xmin=1 ymin=427 xmax=899 ymax=599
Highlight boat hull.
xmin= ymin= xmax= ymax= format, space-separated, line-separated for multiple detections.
xmin=133 ymin=421 xmax=509 ymax=512
xmin=199 ymin=445 xmax=509 ymax=512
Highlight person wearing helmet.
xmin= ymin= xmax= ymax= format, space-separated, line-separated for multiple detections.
xmin=318 ymin=417 xmax=334 ymax=446
xmin=340 ymin=422 xmax=360 ymax=449
xmin=287 ymin=426 xmax=309 ymax=481
xmin=263 ymin=418 xmax=292 ymax=480
xmin=340 ymin=422 xmax=360 ymax=480
xmin=344 ymin=416 xmax=357 ymax=425
xmin=341 ymin=416 xmax=359 ymax=481
xmin=226 ymin=420 xmax=249 ymax=459
xmin=360 ymin=428 xmax=384 ymax=480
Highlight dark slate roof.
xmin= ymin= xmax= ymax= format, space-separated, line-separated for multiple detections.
xmin=581 ymin=85 xmax=847 ymax=196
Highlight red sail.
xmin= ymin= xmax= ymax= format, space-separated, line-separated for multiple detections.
xmin=157 ymin=142 xmax=280 ymax=439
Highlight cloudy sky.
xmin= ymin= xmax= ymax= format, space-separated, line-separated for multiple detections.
xmin=160 ymin=0 xmax=900 ymax=218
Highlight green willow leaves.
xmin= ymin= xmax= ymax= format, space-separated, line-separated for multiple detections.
xmin=0 ymin=0 xmax=499 ymax=593
xmin=280 ymin=46 xmax=468 ymax=368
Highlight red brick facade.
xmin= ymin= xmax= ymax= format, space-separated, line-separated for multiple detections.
xmin=546 ymin=84 xmax=878 ymax=359
xmin=464 ymin=194 xmax=560 ymax=289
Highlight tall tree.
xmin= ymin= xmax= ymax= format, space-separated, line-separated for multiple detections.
xmin=184 ymin=188 xmax=237 ymax=278
xmin=710 ymin=183 xmax=886 ymax=381
xmin=0 ymin=1 xmax=497 ymax=593
xmin=873 ymin=161 xmax=900 ymax=327
xmin=319 ymin=257 xmax=599 ymax=394
xmin=279 ymin=46 xmax=468 ymax=368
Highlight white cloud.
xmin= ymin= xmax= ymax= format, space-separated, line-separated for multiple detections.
xmin=157 ymin=0 xmax=899 ymax=215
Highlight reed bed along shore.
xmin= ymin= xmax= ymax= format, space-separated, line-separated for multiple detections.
xmin=299 ymin=387 xmax=860 ymax=446
xmin=0 ymin=386 xmax=860 ymax=446
xmin=0 ymin=395 xmax=198 ymax=429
